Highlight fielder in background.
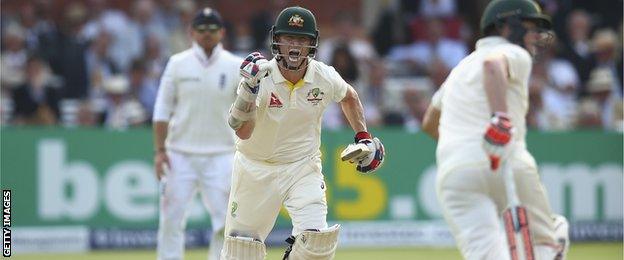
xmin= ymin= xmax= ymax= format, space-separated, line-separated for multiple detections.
xmin=221 ymin=6 xmax=385 ymax=260
xmin=423 ymin=0 xmax=569 ymax=259
xmin=152 ymin=8 xmax=241 ymax=260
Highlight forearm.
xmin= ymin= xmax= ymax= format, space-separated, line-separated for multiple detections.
xmin=422 ymin=106 xmax=440 ymax=140
xmin=340 ymin=87 xmax=367 ymax=133
xmin=228 ymin=81 xmax=259 ymax=139
xmin=153 ymin=121 xmax=168 ymax=152
xmin=483 ymin=57 xmax=508 ymax=114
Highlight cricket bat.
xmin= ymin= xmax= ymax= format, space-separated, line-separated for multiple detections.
xmin=501 ymin=161 xmax=534 ymax=260
xmin=340 ymin=143 xmax=371 ymax=162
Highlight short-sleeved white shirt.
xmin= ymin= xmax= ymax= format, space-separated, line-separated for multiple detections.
xmin=237 ymin=58 xmax=349 ymax=164
xmin=437 ymin=37 xmax=536 ymax=174
xmin=153 ymin=43 xmax=241 ymax=155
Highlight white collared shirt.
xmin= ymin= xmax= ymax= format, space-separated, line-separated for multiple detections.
xmin=236 ymin=58 xmax=349 ymax=163
xmin=437 ymin=36 xmax=535 ymax=173
xmin=153 ymin=42 xmax=242 ymax=154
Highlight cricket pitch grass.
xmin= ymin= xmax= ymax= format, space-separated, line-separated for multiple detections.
xmin=10 ymin=242 xmax=623 ymax=259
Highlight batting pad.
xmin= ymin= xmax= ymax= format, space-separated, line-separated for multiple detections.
xmin=288 ymin=224 xmax=340 ymax=260
xmin=553 ymin=215 xmax=570 ymax=259
xmin=220 ymin=235 xmax=266 ymax=260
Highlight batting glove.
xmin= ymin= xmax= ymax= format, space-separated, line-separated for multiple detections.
xmin=240 ymin=52 xmax=270 ymax=93
xmin=353 ymin=132 xmax=386 ymax=174
xmin=483 ymin=112 xmax=513 ymax=171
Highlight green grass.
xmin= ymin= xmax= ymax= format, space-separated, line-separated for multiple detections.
xmin=11 ymin=242 xmax=623 ymax=259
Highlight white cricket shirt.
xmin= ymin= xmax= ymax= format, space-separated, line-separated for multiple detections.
xmin=153 ymin=43 xmax=241 ymax=154
xmin=437 ymin=36 xmax=536 ymax=174
xmin=237 ymin=58 xmax=349 ymax=163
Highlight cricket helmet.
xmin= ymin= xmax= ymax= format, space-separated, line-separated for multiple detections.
xmin=270 ymin=6 xmax=319 ymax=59
xmin=480 ymin=0 xmax=552 ymax=34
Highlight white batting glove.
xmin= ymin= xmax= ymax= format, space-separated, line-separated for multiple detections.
xmin=240 ymin=52 xmax=270 ymax=93
xmin=352 ymin=132 xmax=386 ymax=174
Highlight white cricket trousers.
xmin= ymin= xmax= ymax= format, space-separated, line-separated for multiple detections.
xmin=436 ymin=162 xmax=558 ymax=260
xmin=157 ymin=150 xmax=233 ymax=260
xmin=223 ymin=151 xmax=328 ymax=241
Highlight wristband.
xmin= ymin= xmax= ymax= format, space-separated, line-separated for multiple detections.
xmin=354 ymin=131 xmax=372 ymax=143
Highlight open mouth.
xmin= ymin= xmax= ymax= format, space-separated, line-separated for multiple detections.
xmin=287 ymin=49 xmax=301 ymax=62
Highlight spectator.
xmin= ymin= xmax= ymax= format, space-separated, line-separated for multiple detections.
xmin=168 ymin=0 xmax=195 ymax=54
xmin=561 ymin=10 xmax=594 ymax=89
xmin=12 ymin=55 xmax=60 ymax=125
xmin=48 ymin=2 xmax=90 ymax=99
xmin=102 ymin=75 xmax=147 ymax=129
xmin=576 ymin=98 xmax=603 ymax=129
xmin=142 ymin=34 xmax=167 ymax=84
xmin=18 ymin=2 xmax=56 ymax=55
xmin=402 ymin=88 xmax=429 ymax=133
xmin=539 ymin=39 xmax=581 ymax=130
xmin=418 ymin=0 xmax=457 ymax=18
xmin=586 ymin=67 xmax=620 ymax=130
xmin=81 ymin=0 xmax=135 ymax=72
xmin=128 ymin=59 xmax=158 ymax=118
xmin=317 ymin=12 xmax=378 ymax=65
xmin=85 ymin=31 xmax=119 ymax=103
xmin=388 ymin=17 xmax=467 ymax=75
xmin=330 ymin=44 xmax=360 ymax=84
xmin=361 ymin=62 xmax=387 ymax=127
xmin=1 ymin=23 xmax=28 ymax=90
xmin=590 ymin=29 xmax=622 ymax=97
xmin=76 ymin=100 xmax=99 ymax=127
xmin=126 ymin=0 xmax=169 ymax=62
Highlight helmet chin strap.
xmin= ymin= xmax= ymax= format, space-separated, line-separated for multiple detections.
xmin=275 ymin=54 xmax=310 ymax=71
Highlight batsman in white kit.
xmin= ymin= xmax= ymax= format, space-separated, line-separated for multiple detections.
xmin=152 ymin=8 xmax=241 ymax=260
xmin=423 ymin=0 xmax=570 ymax=259
xmin=221 ymin=6 xmax=385 ymax=260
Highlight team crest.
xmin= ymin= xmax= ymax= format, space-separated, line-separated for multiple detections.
xmin=231 ymin=201 xmax=238 ymax=218
xmin=306 ymin=88 xmax=324 ymax=105
xmin=288 ymin=14 xmax=304 ymax=27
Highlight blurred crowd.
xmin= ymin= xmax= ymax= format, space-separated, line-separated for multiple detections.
xmin=1 ymin=0 xmax=622 ymax=132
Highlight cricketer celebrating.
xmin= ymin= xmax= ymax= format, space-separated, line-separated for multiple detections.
xmin=430 ymin=0 xmax=569 ymax=259
xmin=220 ymin=6 xmax=385 ymax=260
xmin=152 ymin=8 xmax=241 ymax=260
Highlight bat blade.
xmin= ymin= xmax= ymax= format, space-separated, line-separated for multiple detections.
xmin=340 ymin=143 xmax=371 ymax=162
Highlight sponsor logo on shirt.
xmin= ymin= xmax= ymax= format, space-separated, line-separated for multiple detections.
xmin=306 ymin=88 xmax=324 ymax=105
xmin=178 ymin=77 xmax=201 ymax=83
xmin=269 ymin=92 xmax=283 ymax=108
xmin=219 ymin=74 xmax=226 ymax=89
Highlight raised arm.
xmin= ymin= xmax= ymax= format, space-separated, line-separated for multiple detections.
xmin=228 ymin=52 xmax=269 ymax=140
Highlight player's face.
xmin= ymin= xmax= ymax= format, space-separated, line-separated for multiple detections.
xmin=521 ymin=21 xmax=552 ymax=58
xmin=277 ymin=34 xmax=312 ymax=66
xmin=191 ymin=26 xmax=224 ymax=52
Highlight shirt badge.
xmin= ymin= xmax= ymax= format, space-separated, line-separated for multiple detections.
xmin=269 ymin=92 xmax=284 ymax=108
xmin=306 ymin=88 xmax=324 ymax=105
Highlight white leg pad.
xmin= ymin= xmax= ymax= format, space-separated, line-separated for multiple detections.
xmin=220 ymin=236 xmax=266 ymax=260
xmin=553 ymin=215 xmax=570 ymax=260
xmin=288 ymin=224 xmax=340 ymax=260
xmin=534 ymin=245 xmax=558 ymax=260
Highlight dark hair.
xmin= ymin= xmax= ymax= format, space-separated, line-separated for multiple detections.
xmin=330 ymin=44 xmax=359 ymax=83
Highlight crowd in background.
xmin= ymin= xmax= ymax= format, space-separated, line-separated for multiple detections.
xmin=1 ymin=0 xmax=622 ymax=132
